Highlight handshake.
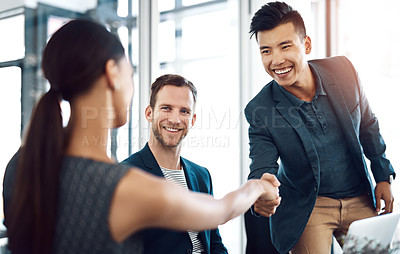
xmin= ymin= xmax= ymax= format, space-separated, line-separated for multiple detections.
xmin=254 ymin=173 xmax=281 ymax=217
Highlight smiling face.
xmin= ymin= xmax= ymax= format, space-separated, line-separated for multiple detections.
xmin=146 ymin=85 xmax=196 ymax=150
xmin=257 ymin=22 xmax=312 ymax=89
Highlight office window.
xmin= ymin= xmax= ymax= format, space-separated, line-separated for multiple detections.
xmin=181 ymin=11 xmax=227 ymax=59
xmin=0 ymin=14 xmax=24 ymax=62
xmin=116 ymin=22 xmax=140 ymax=159
xmin=158 ymin=20 xmax=176 ymax=63
xmin=47 ymin=16 xmax=71 ymax=37
xmin=0 ymin=67 xmax=21 ymax=219
xmin=128 ymin=24 xmax=140 ymax=153
xmin=159 ymin=0 xmax=175 ymax=12
xmin=157 ymin=1 xmax=242 ymax=252
xmin=336 ymin=0 xmax=400 ymax=209
xmin=182 ymin=0 xmax=215 ymax=6
xmin=118 ymin=0 xmax=129 ymax=17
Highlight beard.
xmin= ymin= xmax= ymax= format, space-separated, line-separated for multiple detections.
xmin=151 ymin=122 xmax=188 ymax=149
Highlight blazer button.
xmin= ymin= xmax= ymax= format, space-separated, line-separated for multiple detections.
xmin=314 ymin=186 xmax=317 ymax=192
xmin=186 ymin=249 xmax=192 ymax=254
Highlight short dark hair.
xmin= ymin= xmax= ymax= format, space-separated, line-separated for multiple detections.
xmin=249 ymin=1 xmax=306 ymax=40
xmin=149 ymin=74 xmax=197 ymax=108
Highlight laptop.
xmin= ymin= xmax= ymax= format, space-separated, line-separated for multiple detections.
xmin=337 ymin=212 xmax=400 ymax=253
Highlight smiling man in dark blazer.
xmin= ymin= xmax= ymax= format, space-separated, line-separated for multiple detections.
xmin=122 ymin=74 xmax=228 ymax=254
xmin=244 ymin=2 xmax=395 ymax=254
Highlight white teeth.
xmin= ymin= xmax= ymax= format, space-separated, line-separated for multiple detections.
xmin=165 ymin=127 xmax=179 ymax=132
xmin=274 ymin=67 xmax=292 ymax=74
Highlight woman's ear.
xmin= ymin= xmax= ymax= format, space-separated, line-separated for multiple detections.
xmin=105 ymin=59 xmax=119 ymax=90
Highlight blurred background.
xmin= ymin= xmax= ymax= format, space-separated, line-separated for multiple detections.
xmin=0 ymin=0 xmax=399 ymax=252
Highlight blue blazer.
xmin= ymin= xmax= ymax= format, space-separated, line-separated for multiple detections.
xmin=244 ymin=56 xmax=395 ymax=254
xmin=121 ymin=143 xmax=228 ymax=254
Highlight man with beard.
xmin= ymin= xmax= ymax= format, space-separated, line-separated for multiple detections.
xmin=121 ymin=74 xmax=229 ymax=254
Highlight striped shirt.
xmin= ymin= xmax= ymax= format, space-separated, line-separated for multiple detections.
xmin=160 ymin=166 xmax=205 ymax=254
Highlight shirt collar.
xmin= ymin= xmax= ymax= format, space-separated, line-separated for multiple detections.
xmin=278 ymin=64 xmax=326 ymax=106
xmin=310 ymin=63 xmax=326 ymax=98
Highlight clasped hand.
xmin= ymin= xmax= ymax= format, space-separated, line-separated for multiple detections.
xmin=256 ymin=173 xmax=281 ymax=217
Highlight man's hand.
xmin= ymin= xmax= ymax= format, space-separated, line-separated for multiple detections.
xmin=255 ymin=173 xmax=281 ymax=217
xmin=261 ymin=173 xmax=280 ymax=188
xmin=375 ymin=181 xmax=394 ymax=214
xmin=254 ymin=196 xmax=281 ymax=217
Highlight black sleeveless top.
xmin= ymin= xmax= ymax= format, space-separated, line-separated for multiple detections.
xmin=52 ymin=156 xmax=143 ymax=254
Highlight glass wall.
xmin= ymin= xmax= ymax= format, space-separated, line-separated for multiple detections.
xmin=0 ymin=12 xmax=24 ymax=221
xmin=336 ymin=0 xmax=400 ymax=211
xmin=114 ymin=0 xmax=140 ymax=160
xmin=0 ymin=15 xmax=24 ymax=62
xmin=0 ymin=67 xmax=21 ymax=220
xmin=157 ymin=1 xmax=243 ymax=252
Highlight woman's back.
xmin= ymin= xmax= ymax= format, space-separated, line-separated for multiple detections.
xmin=53 ymin=156 xmax=143 ymax=254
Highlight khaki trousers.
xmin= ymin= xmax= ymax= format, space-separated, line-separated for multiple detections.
xmin=290 ymin=194 xmax=377 ymax=254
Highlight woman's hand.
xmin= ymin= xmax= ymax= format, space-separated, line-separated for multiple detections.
xmin=254 ymin=173 xmax=281 ymax=217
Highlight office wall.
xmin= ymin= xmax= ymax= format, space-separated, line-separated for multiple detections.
xmin=0 ymin=0 xmax=23 ymax=12
xmin=0 ymin=0 xmax=97 ymax=13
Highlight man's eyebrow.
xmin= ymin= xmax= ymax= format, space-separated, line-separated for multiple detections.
xmin=279 ymin=40 xmax=293 ymax=46
xmin=259 ymin=46 xmax=271 ymax=50
xmin=259 ymin=40 xmax=293 ymax=50
xmin=159 ymin=104 xmax=192 ymax=112
xmin=158 ymin=103 xmax=172 ymax=107
xmin=183 ymin=107 xmax=192 ymax=111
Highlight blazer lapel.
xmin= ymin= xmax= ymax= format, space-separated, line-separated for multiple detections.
xmin=181 ymin=159 xmax=211 ymax=253
xmin=181 ymin=159 xmax=199 ymax=191
xmin=309 ymin=62 xmax=366 ymax=176
xmin=309 ymin=63 xmax=360 ymax=146
xmin=140 ymin=143 xmax=164 ymax=177
xmin=272 ymin=83 xmax=320 ymax=181
xmin=141 ymin=148 xmax=210 ymax=252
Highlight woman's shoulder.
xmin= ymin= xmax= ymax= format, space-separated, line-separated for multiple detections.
xmin=55 ymin=156 xmax=143 ymax=253
xmin=59 ymin=156 xmax=131 ymax=196
xmin=62 ymin=156 xmax=130 ymax=174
